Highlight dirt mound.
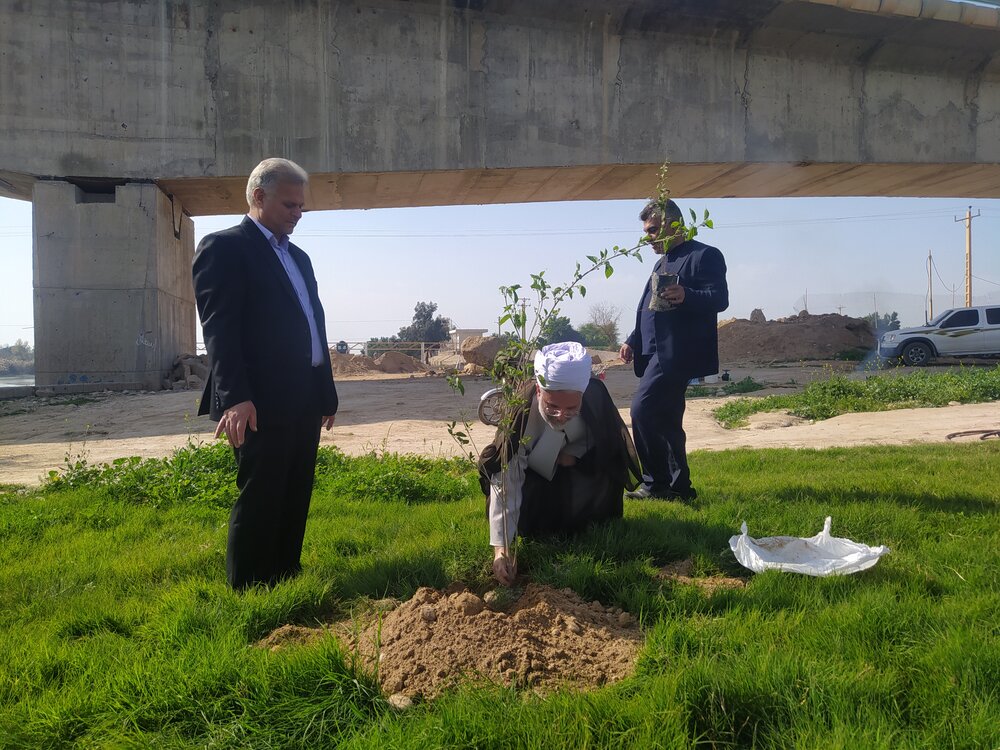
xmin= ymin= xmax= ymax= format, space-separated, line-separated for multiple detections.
xmin=461 ymin=336 xmax=504 ymax=368
xmin=718 ymin=312 xmax=874 ymax=363
xmin=329 ymin=352 xmax=379 ymax=376
xmin=375 ymin=351 xmax=427 ymax=374
xmin=352 ymin=583 xmax=642 ymax=699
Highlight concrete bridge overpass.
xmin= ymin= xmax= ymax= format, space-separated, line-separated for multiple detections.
xmin=2 ymin=0 xmax=1000 ymax=387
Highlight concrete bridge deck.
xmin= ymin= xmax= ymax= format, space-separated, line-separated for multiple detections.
xmin=1 ymin=0 xmax=998 ymax=386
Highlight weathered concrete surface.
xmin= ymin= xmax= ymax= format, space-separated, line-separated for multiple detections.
xmin=5 ymin=0 xmax=1000 ymax=389
xmin=32 ymin=182 xmax=195 ymax=388
xmin=2 ymin=0 xmax=1000 ymax=212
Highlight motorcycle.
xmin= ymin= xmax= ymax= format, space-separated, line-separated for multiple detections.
xmin=477 ymin=368 xmax=610 ymax=426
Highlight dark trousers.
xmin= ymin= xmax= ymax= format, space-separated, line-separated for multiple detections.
xmin=630 ymin=354 xmax=691 ymax=496
xmin=228 ymin=416 xmax=322 ymax=589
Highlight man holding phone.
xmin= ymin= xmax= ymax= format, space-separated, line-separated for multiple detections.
xmin=620 ymin=199 xmax=729 ymax=501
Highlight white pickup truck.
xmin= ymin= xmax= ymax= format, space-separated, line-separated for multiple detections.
xmin=878 ymin=306 xmax=1000 ymax=366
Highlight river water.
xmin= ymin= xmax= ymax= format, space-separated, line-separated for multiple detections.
xmin=0 ymin=375 xmax=35 ymax=388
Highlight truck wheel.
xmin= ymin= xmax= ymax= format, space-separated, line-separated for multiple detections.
xmin=901 ymin=341 xmax=932 ymax=367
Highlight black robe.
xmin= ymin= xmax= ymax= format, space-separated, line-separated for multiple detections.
xmin=478 ymin=378 xmax=642 ymax=539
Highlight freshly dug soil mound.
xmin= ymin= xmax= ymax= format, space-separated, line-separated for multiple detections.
xmin=718 ymin=311 xmax=874 ymax=363
xmin=357 ymin=584 xmax=642 ymax=699
xmin=255 ymin=585 xmax=643 ymax=699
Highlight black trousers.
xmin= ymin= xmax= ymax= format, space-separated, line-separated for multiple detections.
xmin=630 ymin=354 xmax=691 ymax=496
xmin=228 ymin=415 xmax=322 ymax=589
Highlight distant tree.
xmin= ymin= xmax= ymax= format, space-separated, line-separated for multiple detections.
xmin=539 ymin=315 xmax=585 ymax=346
xmin=586 ymin=302 xmax=621 ymax=348
xmin=863 ymin=311 xmax=901 ymax=334
xmin=577 ymin=323 xmax=616 ymax=350
xmin=365 ymin=335 xmax=400 ymax=358
xmin=0 ymin=338 xmax=34 ymax=376
xmin=397 ymin=301 xmax=452 ymax=343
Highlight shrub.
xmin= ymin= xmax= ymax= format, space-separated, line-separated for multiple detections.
xmin=43 ymin=443 xmax=479 ymax=508
xmin=318 ymin=449 xmax=477 ymax=504
xmin=714 ymin=366 xmax=1000 ymax=427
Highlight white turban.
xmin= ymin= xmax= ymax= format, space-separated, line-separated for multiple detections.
xmin=533 ymin=341 xmax=592 ymax=392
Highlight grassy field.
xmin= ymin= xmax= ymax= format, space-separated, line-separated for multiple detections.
xmin=713 ymin=365 xmax=1000 ymax=427
xmin=1 ymin=440 xmax=998 ymax=749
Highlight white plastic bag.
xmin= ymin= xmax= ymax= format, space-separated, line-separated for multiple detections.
xmin=728 ymin=517 xmax=889 ymax=577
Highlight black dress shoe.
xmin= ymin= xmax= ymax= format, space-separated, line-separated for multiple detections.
xmin=625 ymin=486 xmax=698 ymax=501
xmin=625 ymin=486 xmax=653 ymax=499
xmin=625 ymin=486 xmax=671 ymax=500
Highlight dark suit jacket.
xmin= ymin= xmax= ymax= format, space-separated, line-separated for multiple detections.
xmin=192 ymin=217 xmax=338 ymax=425
xmin=625 ymin=238 xmax=729 ymax=381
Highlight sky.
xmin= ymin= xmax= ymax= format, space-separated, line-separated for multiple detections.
xmin=3 ymin=193 xmax=1000 ymax=349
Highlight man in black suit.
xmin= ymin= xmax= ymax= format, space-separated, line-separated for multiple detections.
xmin=620 ymin=199 xmax=728 ymax=501
xmin=193 ymin=158 xmax=338 ymax=589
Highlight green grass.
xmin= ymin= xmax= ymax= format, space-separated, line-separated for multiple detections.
xmin=1 ymin=442 xmax=998 ymax=748
xmin=688 ymin=376 xmax=766 ymax=399
xmin=714 ymin=365 xmax=1000 ymax=427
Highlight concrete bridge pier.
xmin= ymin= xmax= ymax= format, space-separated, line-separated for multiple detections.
xmin=32 ymin=182 xmax=196 ymax=389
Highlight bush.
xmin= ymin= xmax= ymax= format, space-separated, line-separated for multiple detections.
xmin=714 ymin=366 xmax=1000 ymax=427
xmin=43 ymin=442 xmax=479 ymax=509
xmin=44 ymin=440 xmax=238 ymax=509
xmin=318 ymin=448 xmax=478 ymax=504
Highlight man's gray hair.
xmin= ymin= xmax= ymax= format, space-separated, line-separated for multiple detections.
xmin=640 ymin=199 xmax=683 ymax=226
xmin=245 ymin=158 xmax=309 ymax=208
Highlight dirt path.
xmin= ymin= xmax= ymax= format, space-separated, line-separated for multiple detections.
xmin=1 ymin=364 xmax=997 ymax=486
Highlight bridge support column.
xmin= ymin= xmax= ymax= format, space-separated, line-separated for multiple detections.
xmin=32 ymin=181 xmax=195 ymax=390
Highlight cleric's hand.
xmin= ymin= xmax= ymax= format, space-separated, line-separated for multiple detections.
xmin=619 ymin=343 xmax=633 ymax=364
xmin=492 ymin=547 xmax=517 ymax=586
xmin=556 ymin=451 xmax=578 ymax=467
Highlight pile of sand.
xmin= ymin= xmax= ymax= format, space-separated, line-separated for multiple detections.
xmin=328 ymin=351 xmax=428 ymax=376
xmin=461 ymin=336 xmax=504 ymax=367
xmin=356 ymin=584 xmax=642 ymax=699
xmin=718 ymin=311 xmax=875 ymax=363
xmin=374 ymin=351 xmax=427 ymax=374
xmin=255 ymin=583 xmax=643 ymax=700
xmin=329 ymin=352 xmax=379 ymax=375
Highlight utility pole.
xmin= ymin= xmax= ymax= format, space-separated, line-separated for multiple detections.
xmin=927 ymin=249 xmax=933 ymax=322
xmin=954 ymin=206 xmax=981 ymax=307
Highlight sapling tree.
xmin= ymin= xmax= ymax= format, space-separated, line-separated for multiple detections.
xmin=447 ymin=164 xmax=713 ymax=581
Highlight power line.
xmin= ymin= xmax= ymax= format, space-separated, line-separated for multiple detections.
xmin=929 ymin=257 xmax=961 ymax=309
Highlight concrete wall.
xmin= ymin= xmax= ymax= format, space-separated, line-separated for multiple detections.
xmin=32 ymin=182 xmax=195 ymax=388
xmin=1 ymin=0 xmax=999 ymax=203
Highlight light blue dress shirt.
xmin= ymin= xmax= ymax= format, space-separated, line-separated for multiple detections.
xmin=249 ymin=216 xmax=325 ymax=366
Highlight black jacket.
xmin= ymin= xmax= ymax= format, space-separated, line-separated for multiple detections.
xmin=626 ymin=239 xmax=729 ymax=381
xmin=192 ymin=217 xmax=338 ymax=424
